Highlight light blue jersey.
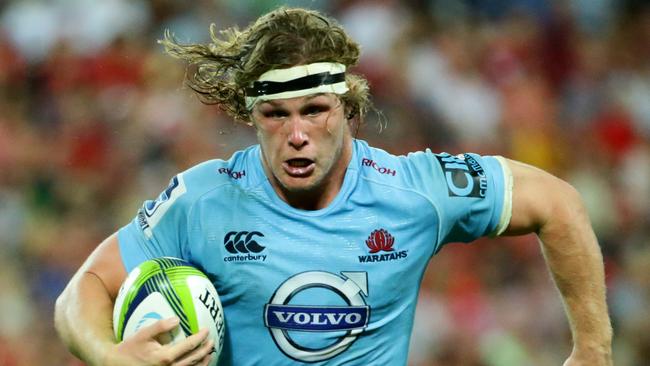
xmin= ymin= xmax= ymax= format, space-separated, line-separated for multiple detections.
xmin=118 ymin=139 xmax=512 ymax=365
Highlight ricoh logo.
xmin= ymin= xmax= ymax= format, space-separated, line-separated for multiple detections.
xmin=264 ymin=271 xmax=370 ymax=363
xmin=223 ymin=231 xmax=267 ymax=262
xmin=358 ymin=229 xmax=407 ymax=263
xmin=218 ymin=167 xmax=246 ymax=179
xmin=361 ymin=158 xmax=396 ymax=176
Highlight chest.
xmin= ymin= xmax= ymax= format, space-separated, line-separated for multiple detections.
xmin=193 ymin=192 xmax=436 ymax=303
xmin=185 ymin=187 xmax=438 ymax=363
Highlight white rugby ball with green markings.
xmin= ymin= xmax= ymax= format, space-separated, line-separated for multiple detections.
xmin=113 ymin=257 xmax=225 ymax=365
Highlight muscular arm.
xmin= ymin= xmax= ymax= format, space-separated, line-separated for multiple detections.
xmin=54 ymin=234 xmax=213 ymax=366
xmin=502 ymin=159 xmax=612 ymax=364
xmin=54 ymin=233 xmax=128 ymax=365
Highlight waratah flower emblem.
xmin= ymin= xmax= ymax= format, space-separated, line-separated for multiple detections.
xmin=365 ymin=229 xmax=395 ymax=253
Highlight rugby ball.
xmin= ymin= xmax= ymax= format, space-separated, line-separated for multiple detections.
xmin=113 ymin=257 xmax=225 ymax=365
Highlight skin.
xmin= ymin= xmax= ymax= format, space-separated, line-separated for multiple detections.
xmin=54 ymin=232 xmax=214 ymax=366
xmin=54 ymin=92 xmax=611 ymax=365
xmin=252 ymin=93 xmax=353 ymax=210
xmin=503 ymin=160 xmax=612 ymax=365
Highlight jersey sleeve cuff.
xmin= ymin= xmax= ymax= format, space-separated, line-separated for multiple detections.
xmin=490 ymin=156 xmax=513 ymax=237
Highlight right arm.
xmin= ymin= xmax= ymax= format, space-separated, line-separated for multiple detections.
xmin=54 ymin=233 xmax=213 ymax=366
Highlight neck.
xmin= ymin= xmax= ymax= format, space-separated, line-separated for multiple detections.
xmin=280 ymin=185 xmax=334 ymax=211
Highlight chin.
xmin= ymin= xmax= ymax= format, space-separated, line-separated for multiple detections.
xmin=279 ymin=176 xmax=321 ymax=193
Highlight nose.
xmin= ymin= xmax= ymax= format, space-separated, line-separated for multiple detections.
xmin=287 ymin=116 xmax=308 ymax=149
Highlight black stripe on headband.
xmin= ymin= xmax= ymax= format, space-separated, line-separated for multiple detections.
xmin=245 ymin=71 xmax=345 ymax=97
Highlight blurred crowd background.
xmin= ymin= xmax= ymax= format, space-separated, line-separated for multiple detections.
xmin=0 ymin=0 xmax=649 ymax=365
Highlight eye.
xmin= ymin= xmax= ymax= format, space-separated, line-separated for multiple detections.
xmin=263 ymin=110 xmax=288 ymax=119
xmin=303 ymin=105 xmax=328 ymax=116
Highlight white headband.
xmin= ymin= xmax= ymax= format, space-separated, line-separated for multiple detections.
xmin=245 ymin=62 xmax=348 ymax=109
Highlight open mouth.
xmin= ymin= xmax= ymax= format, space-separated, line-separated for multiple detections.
xmin=283 ymin=158 xmax=315 ymax=177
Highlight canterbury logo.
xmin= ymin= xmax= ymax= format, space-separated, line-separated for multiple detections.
xmin=224 ymin=231 xmax=265 ymax=254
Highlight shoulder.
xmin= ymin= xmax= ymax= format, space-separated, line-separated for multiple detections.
xmin=353 ymin=140 xmax=445 ymax=188
xmin=180 ymin=145 xmax=263 ymax=197
xmin=353 ymin=140 xmax=507 ymax=197
xmin=142 ymin=146 xmax=262 ymax=217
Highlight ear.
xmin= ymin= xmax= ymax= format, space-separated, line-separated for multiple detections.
xmin=344 ymin=105 xmax=355 ymax=120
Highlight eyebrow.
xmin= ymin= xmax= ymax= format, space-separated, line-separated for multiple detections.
xmin=305 ymin=93 xmax=327 ymax=101
xmin=258 ymin=93 xmax=329 ymax=107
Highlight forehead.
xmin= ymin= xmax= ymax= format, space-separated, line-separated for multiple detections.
xmin=256 ymin=93 xmax=338 ymax=109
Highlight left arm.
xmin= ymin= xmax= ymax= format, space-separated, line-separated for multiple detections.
xmin=501 ymin=159 xmax=612 ymax=365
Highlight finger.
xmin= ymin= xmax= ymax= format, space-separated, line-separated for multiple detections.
xmin=174 ymin=337 xmax=214 ymax=366
xmin=199 ymin=353 xmax=214 ymax=366
xmin=167 ymin=328 xmax=210 ymax=359
xmin=137 ymin=317 xmax=180 ymax=339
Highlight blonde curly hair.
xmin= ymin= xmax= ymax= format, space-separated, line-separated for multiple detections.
xmin=160 ymin=7 xmax=371 ymax=123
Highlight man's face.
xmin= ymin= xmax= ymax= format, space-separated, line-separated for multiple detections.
xmin=251 ymin=93 xmax=352 ymax=203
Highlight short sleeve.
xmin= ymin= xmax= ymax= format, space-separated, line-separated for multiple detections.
xmin=434 ymin=152 xmax=512 ymax=244
xmin=117 ymin=174 xmax=191 ymax=273
xmin=404 ymin=151 xmax=513 ymax=251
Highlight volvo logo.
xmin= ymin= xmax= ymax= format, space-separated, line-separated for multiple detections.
xmin=264 ymin=271 xmax=370 ymax=363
